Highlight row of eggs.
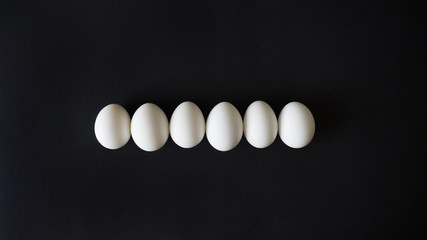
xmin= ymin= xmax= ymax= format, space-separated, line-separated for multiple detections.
xmin=94 ymin=101 xmax=315 ymax=151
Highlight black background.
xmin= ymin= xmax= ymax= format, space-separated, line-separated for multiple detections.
xmin=1 ymin=0 xmax=425 ymax=239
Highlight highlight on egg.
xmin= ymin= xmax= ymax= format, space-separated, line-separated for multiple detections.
xmin=131 ymin=103 xmax=169 ymax=152
xmin=94 ymin=104 xmax=131 ymax=150
xmin=206 ymin=102 xmax=243 ymax=151
xmin=170 ymin=101 xmax=205 ymax=148
xmin=278 ymin=101 xmax=315 ymax=148
xmin=243 ymin=100 xmax=277 ymax=148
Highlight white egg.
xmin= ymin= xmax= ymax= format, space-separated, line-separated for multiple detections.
xmin=278 ymin=102 xmax=315 ymax=148
xmin=131 ymin=103 xmax=169 ymax=151
xmin=206 ymin=102 xmax=243 ymax=151
xmin=94 ymin=104 xmax=131 ymax=150
xmin=243 ymin=101 xmax=277 ymax=148
xmin=170 ymin=101 xmax=205 ymax=148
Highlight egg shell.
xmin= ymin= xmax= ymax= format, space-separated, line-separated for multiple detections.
xmin=131 ymin=103 xmax=169 ymax=151
xmin=170 ymin=101 xmax=205 ymax=148
xmin=94 ymin=104 xmax=131 ymax=150
xmin=206 ymin=102 xmax=243 ymax=151
xmin=278 ymin=101 xmax=315 ymax=148
xmin=243 ymin=101 xmax=277 ymax=148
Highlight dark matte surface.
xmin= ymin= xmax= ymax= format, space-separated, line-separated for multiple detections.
xmin=1 ymin=0 xmax=425 ymax=239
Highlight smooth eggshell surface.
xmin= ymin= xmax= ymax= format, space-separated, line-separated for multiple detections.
xmin=94 ymin=104 xmax=131 ymax=150
xmin=206 ymin=102 xmax=243 ymax=151
xmin=131 ymin=103 xmax=169 ymax=151
xmin=170 ymin=101 xmax=205 ymax=148
xmin=278 ymin=101 xmax=315 ymax=148
xmin=243 ymin=101 xmax=277 ymax=148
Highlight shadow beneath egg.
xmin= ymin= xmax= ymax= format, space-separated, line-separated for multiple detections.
xmin=268 ymin=95 xmax=348 ymax=140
